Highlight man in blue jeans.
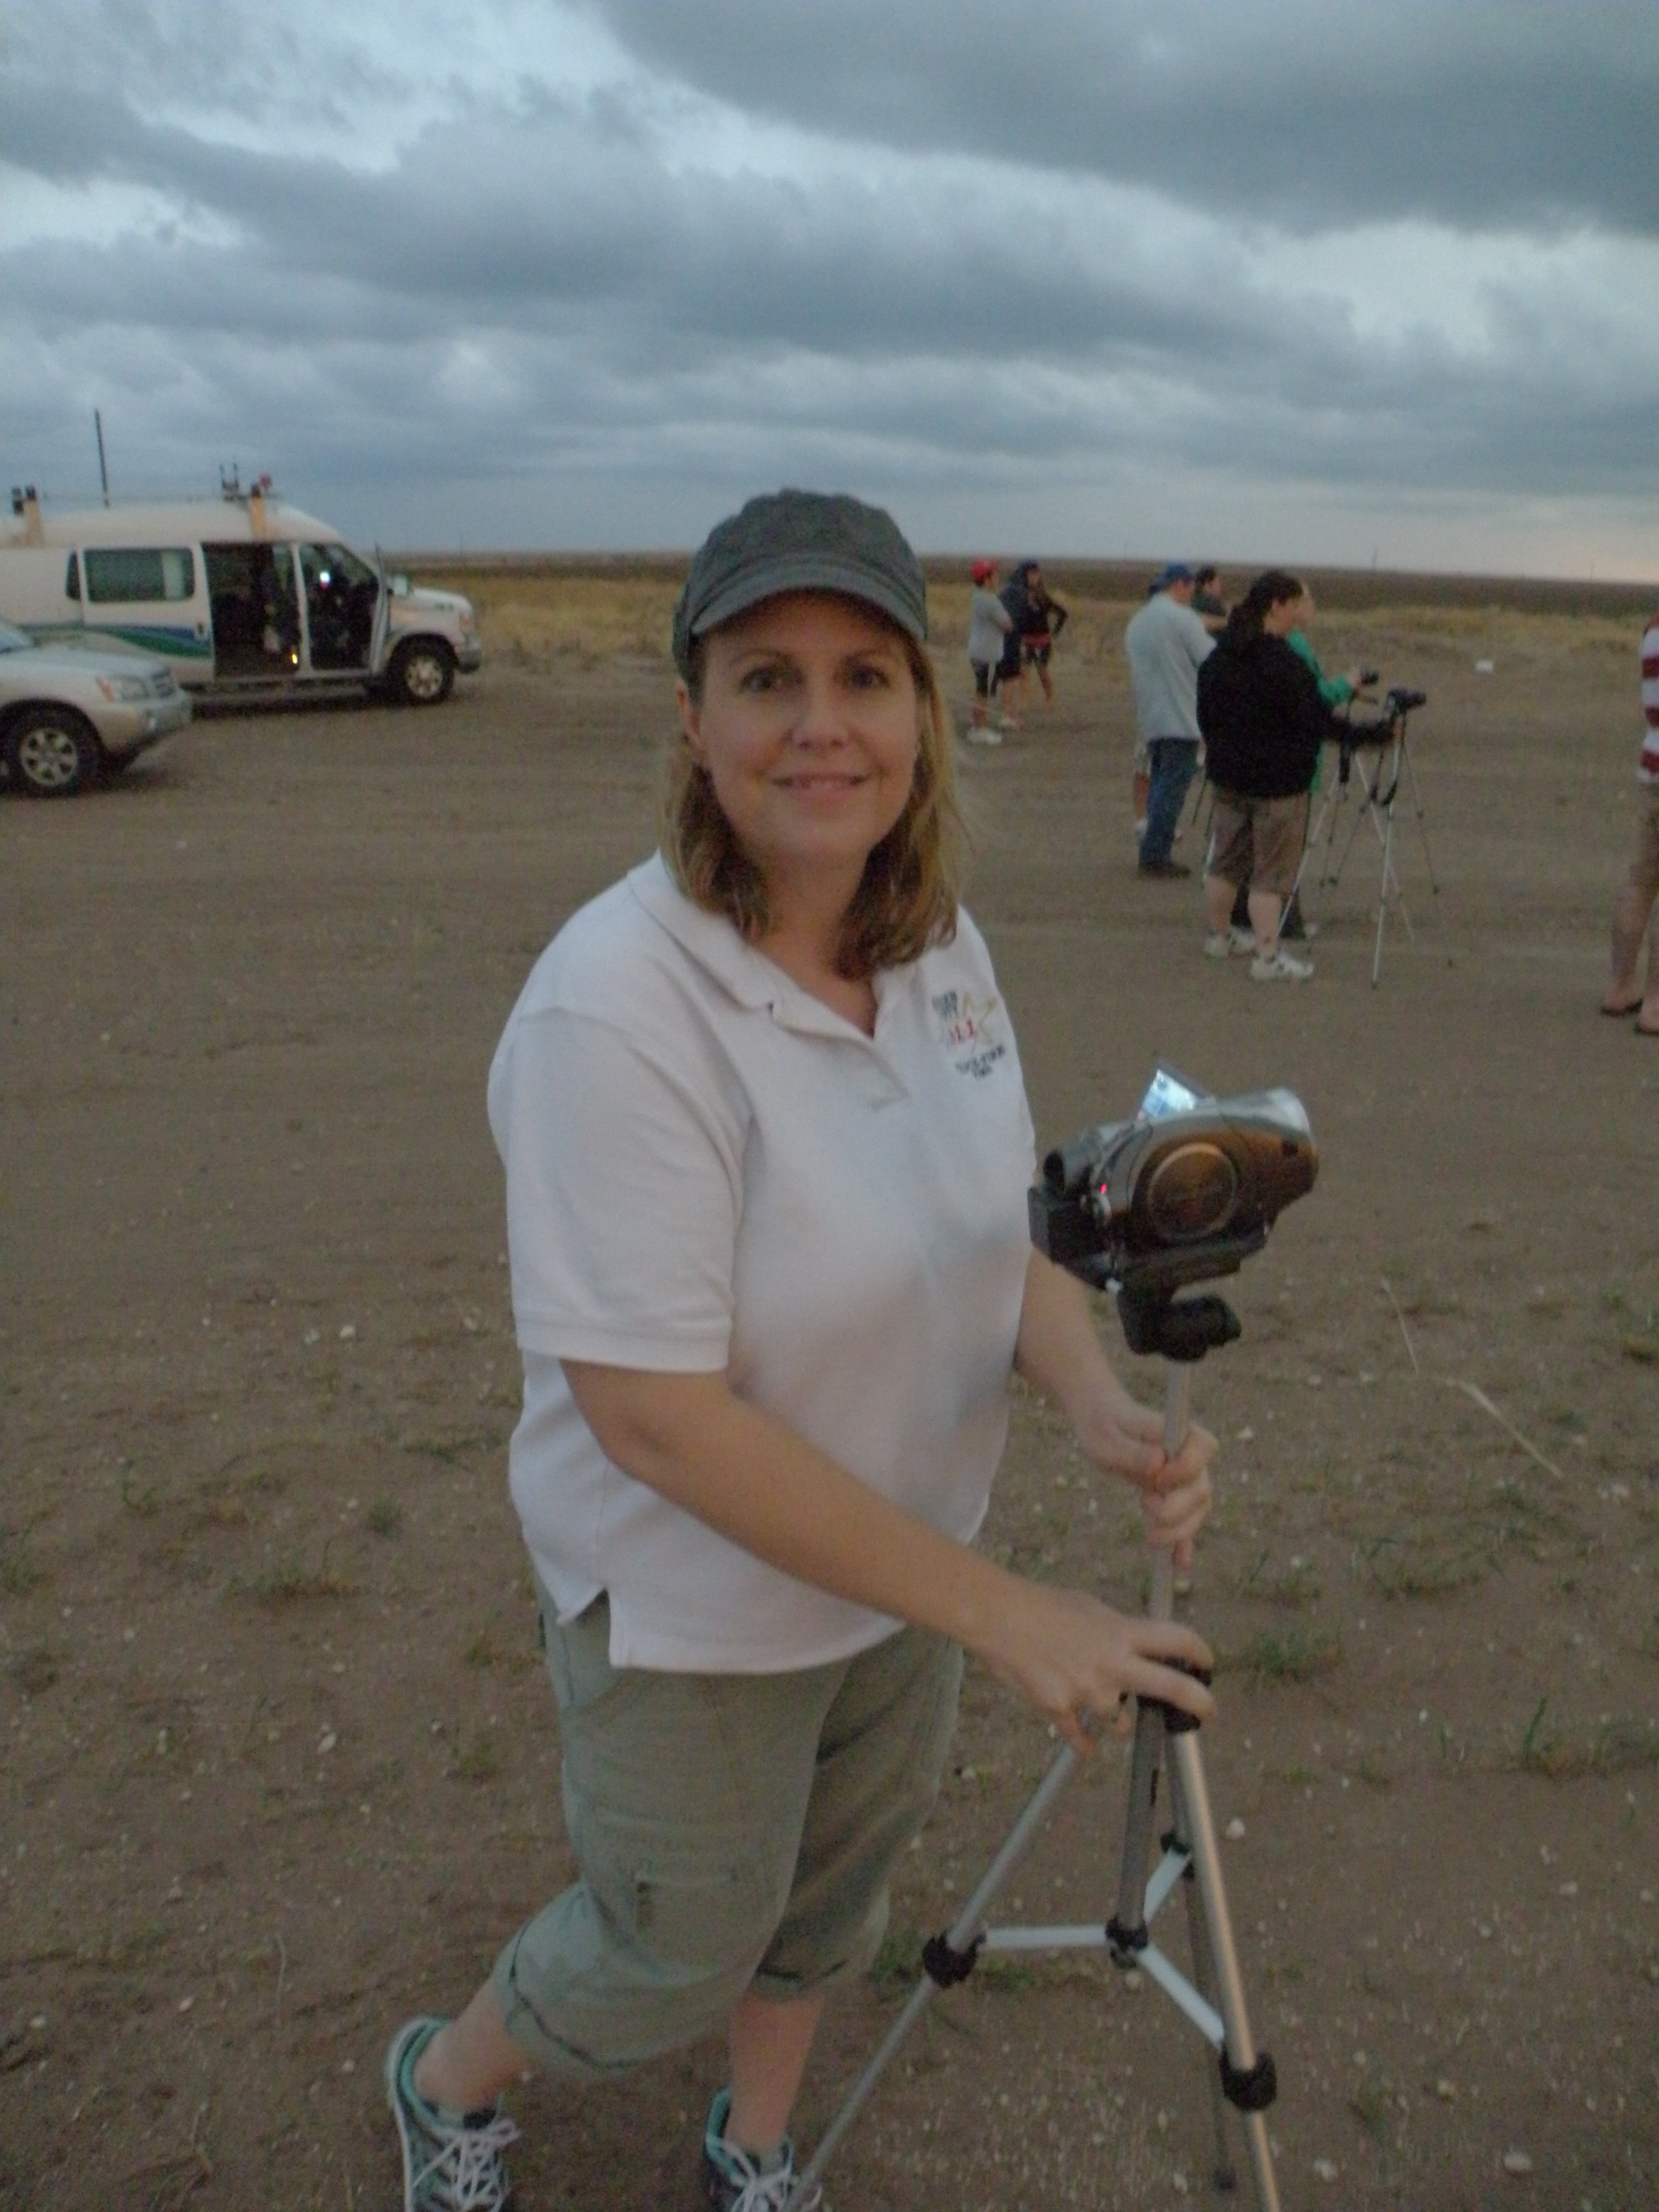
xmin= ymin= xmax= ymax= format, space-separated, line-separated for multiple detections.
xmin=1124 ymin=563 xmax=1214 ymax=877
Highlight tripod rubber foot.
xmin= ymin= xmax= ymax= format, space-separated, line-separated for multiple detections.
xmin=1105 ymin=1914 xmax=1147 ymax=1967
xmin=920 ymin=1931 xmax=982 ymax=1989
xmin=1219 ymin=2046 xmax=1277 ymax=2113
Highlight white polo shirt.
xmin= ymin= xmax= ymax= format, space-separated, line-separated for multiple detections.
xmin=487 ymin=853 xmax=1037 ymax=1673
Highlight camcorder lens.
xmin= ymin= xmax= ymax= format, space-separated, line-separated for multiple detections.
xmin=1144 ymin=1144 xmax=1241 ymax=1242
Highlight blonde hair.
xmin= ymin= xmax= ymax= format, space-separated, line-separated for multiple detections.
xmin=662 ymin=615 xmax=965 ymax=980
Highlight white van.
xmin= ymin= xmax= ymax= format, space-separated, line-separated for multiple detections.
xmin=0 ymin=478 xmax=481 ymax=706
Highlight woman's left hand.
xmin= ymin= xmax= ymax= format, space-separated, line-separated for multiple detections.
xmin=1077 ymin=1399 xmax=1216 ymax=1567
xmin=1013 ymin=1252 xmax=1217 ymax=1567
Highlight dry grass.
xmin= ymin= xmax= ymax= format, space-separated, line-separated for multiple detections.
xmin=406 ymin=561 xmax=1643 ymax=681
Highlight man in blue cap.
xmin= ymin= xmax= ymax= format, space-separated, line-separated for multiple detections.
xmin=1124 ymin=562 xmax=1213 ymax=877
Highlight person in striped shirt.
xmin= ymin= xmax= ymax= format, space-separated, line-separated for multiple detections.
xmin=1602 ymin=608 xmax=1659 ymax=1035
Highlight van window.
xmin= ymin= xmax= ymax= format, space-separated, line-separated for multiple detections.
xmin=84 ymin=548 xmax=196 ymax=603
xmin=65 ymin=552 xmax=82 ymax=602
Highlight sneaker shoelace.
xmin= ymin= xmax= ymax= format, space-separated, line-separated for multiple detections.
xmin=718 ymin=2157 xmax=820 ymax=2211
xmin=412 ymin=2106 xmax=519 ymax=2211
xmin=709 ymin=2135 xmax=822 ymax=2212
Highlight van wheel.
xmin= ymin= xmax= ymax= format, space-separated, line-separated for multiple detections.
xmin=5 ymin=707 xmax=103 ymax=797
xmin=387 ymin=638 xmax=455 ymax=706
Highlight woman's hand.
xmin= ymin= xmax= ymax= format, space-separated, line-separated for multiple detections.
xmin=1074 ymin=1396 xmax=1217 ymax=1567
xmin=971 ymin=1573 xmax=1214 ymax=1757
xmin=1013 ymin=1252 xmax=1217 ymax=1566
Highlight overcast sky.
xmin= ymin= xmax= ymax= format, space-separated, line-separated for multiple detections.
xmin=4 ymin=1 xmax=1657 ymax=576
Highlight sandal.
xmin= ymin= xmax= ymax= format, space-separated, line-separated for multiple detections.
xmin=1600 ymin=998 xmax=1643 ymax=1017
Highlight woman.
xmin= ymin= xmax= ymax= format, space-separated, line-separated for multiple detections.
xmin=965 ymin=556 xmax=1013 ymax=742
xmin=384 ymin=491 xmax=1216 ymax=2212
xmin=1226 ymin=583 xmax=1366 ymax=942
xmin=1198 ymin=568 xmax=1350 ymax=984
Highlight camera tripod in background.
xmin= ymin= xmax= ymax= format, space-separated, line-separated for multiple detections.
xmin=786 ymin=1279 xmax=1281 ymax=2211
xmin=1293 ymin=688 xmax=1438 ymax=985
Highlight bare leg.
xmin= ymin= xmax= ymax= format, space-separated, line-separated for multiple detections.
xmin=1204 ymin=874 xmax=1238 ymax=935
xmin=1605 ymin=875 xmax=1656 ymax=1012
xmin=725 ymin=1989 xmax=826 ymax=2153
xmin=1247 ymin=888 xmax=1284 ymax=957
xmin=414 ymin=1982 xmax=526 ymax=2111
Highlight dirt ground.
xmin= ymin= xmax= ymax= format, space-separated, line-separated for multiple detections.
xmin=3 ymin=569 xmax=1657 ymax=2211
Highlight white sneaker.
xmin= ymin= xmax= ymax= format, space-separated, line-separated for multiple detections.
xmin=1204 ymin=928 xmax=1254 ymax=959
xmin=964 ymin=725 xmax=1002 ymax=747
xmin=386 ymin=2018 xmax=518 ymax=2212
xmin=1250 ymin=949 xmax=1315 ymax=982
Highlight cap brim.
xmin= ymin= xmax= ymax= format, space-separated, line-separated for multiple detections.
xmin=691 ymin=552 xmax=927 ymax=645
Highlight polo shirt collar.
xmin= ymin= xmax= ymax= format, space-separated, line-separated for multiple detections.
xmin=628 ymin=854 xmax=888 ymax=1038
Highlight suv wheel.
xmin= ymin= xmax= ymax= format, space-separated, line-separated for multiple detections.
xmin=5 ymin=706 xmax=102 ymax=797
xmin=388 ymin=638 xmax=455 ymax=706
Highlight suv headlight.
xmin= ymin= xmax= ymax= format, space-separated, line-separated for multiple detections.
xmin=96 ymin=674 xmax=153 ymax=702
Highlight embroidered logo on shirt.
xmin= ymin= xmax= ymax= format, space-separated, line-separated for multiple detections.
xmin=931 ymin=988 xmax=1009 ymax=1079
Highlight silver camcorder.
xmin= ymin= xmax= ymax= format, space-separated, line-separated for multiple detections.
xmin=1030 ymin=1070 xmax=1318 ymax=1352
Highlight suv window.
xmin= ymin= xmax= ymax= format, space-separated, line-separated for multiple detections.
xmin=84 ymin=548 xmax=196 ymax=603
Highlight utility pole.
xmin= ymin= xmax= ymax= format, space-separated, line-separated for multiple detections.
xmin=95 ymin=410 xmax=111 ymax=506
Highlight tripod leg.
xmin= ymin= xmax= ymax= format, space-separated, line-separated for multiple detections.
xmin=1108 ymin=1700 xmax=1167 ymax=1959
xmin=1110 ymin=1371 xmax=1188 ymax=1963
xmin=789 ymin=1743 xmax=1080 ymax=2201
xmin=1372 ymin=805 xmax=1392 ymax=987
xmin=1400 ymin=727 xmax=1440 ymax=891
xmin=1317 ymin=767 xmax=1350 ymax=888
xmin=1168 ymin=1732 xmax=1281 ymax=2212
xmin=1166 ymin=1757 xmax=1238 ymax=2193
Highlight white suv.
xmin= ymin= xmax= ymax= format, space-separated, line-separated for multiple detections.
xmin=0 ymin=619 xmax=190 ymax=796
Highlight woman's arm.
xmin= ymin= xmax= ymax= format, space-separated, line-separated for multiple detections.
xmin=562 ymin=1357 xmax=1214 ymax=1752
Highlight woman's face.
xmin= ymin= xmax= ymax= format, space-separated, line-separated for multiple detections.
xmin=678 ymin=591 xmax=922 ymax=900
xmin=1262 ymin=592 xmax=1305 ymax=638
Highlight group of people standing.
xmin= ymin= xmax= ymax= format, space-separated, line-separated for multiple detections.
xmin=974 ymin=552 xmax=1355 ymax=983
xmin=1122 ymin=562 xmax=1362 ymax=980
xmin=965 ymin=557 xmax=1067 ymax=743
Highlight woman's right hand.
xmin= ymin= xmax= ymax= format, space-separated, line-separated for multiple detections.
xmin=970 ymin=1571 xmax=1215 ymax=1758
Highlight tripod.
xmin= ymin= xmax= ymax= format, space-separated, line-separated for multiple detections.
xmin=1295 ymin=706 xmax=1439 ymax=987
xmin=787 ymin=1285 xmax=1281 ymax=2210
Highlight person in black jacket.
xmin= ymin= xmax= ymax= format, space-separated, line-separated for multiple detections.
xmin=996 ymin=560 xmax=1068 ymax=724
xmin=1196 ymin=569 xmax=1347 ymax=982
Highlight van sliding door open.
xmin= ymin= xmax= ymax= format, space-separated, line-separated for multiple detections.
xmin=203 ymin=543 xmax=300 ymax=681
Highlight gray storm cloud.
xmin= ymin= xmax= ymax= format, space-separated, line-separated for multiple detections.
xmin=1 ymin=0 xmax=1654 ymax=567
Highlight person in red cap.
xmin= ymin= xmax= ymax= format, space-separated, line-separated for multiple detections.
xmin=965 ymin=557 xmax=1013 ymax=743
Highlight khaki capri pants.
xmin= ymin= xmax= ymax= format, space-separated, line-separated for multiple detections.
xmin=492 ymin=1592 xmax=962 ymax=2079
xmin=1205 ymin=788 xmax=1311 ymax=900
xmin=1623 ymin=783 xmax=1659 ymax=916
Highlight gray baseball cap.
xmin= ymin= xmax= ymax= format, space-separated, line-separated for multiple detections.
xmin=672 ymin=489 xmax=928 ymax=678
